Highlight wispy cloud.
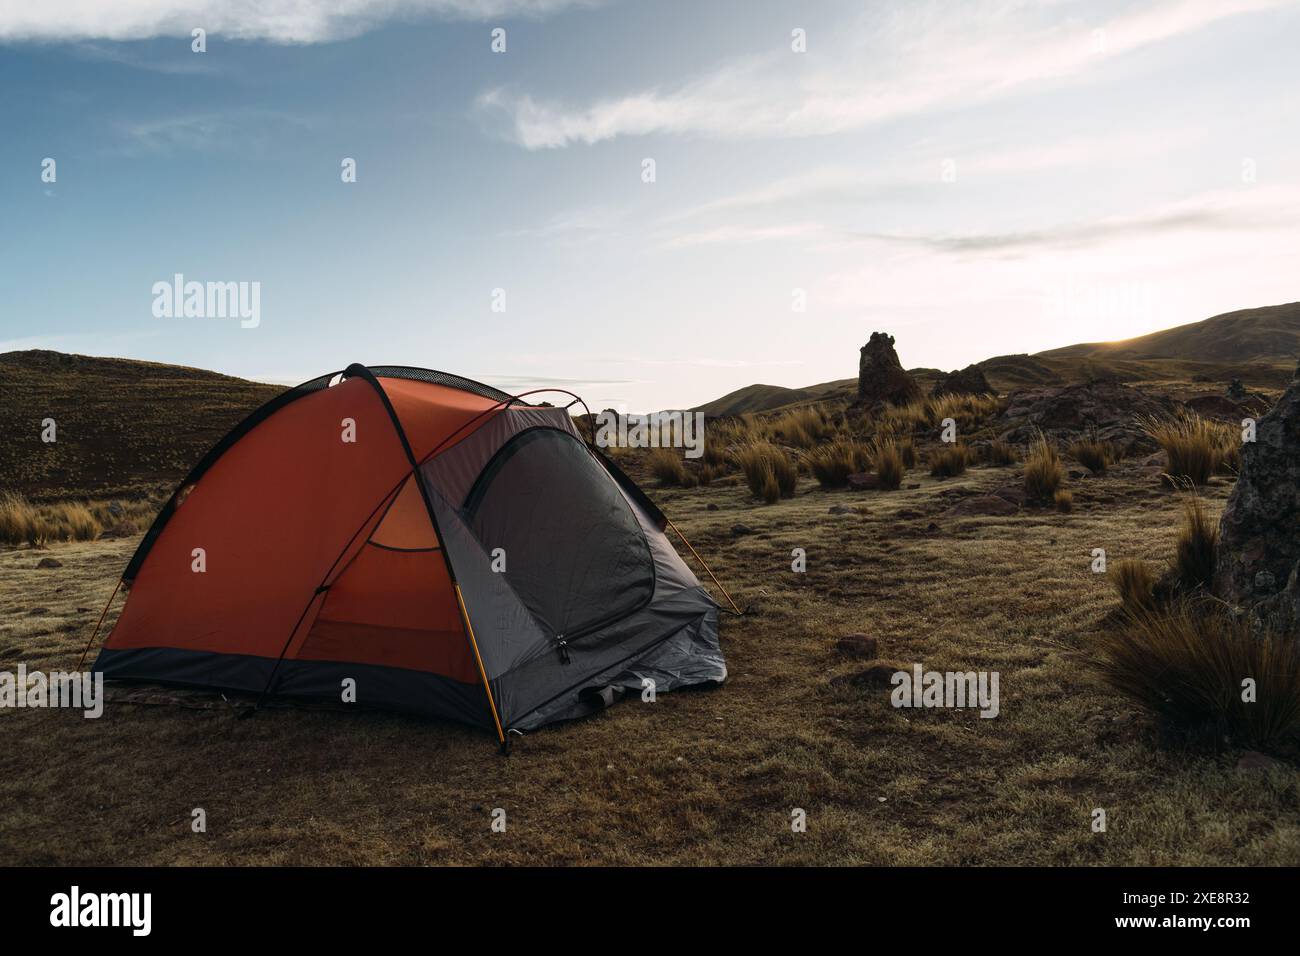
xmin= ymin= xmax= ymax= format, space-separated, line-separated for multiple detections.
xmin=0 ymin=0 xmax=600 ymax=44
xmin=109 ymin=109 xmax=314 ymax=155
xmin=478 ymin=0 xmax=1291 ymax=148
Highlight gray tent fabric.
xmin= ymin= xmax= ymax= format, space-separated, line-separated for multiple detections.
xmin=421 ymin=417 xmax=725 ymax=734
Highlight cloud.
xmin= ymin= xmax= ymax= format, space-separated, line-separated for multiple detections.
xmin=478 ymin=0 xmax=1291 ymax=148
xmin=0 ymin=0 xmax=599 ymax=44
xmin=107 ymin=109 xmax=314 ymax=154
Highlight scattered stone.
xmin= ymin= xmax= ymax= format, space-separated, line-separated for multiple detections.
xmin=991 ymin=485 xmax=1027 ymax=506
xmin=1236 ymin=750 xmax=1281 ymax=771
xmin=1214 ymin=359 xmax=1300 ymax=634
xmin=942 ymin=495 xmax=1018 ymax=518
xmin=925 ymin=522 xmax=939 ymax=533
xmin=834 ymin=634 xmax=878 ymax=659
xmin=847 ymin=472 xmax=880 ymax=491
xmin=1254 ymin=571 xmax=1277 ymax=594
xmin=35 ymin=557 xmax=62 ymax=569
xmin=75 ymin=607 xmax=91 ymax=613
xmin=730 ymin=524 xmax=754 ymax=537
xmin=906 ymin=482 xmax=921 ymax=490
xmin=1068 ymin=469 xmax=1085 ymax=479
xmin=29 ymin=608 xmax=49 ymax=616
xmin=706 ymin=503 xmax=719 ymax=511
xmin=827 ymin=504 xmax=854 ymax=515
xmin=930 ymin=363 xmax=996 ymax=398
xmin=998 ymin=380 xmax=1179 ymax=450
xmin=1226 ymin=378 xmax=1248 ymax=402
xmin=829 ymin=661 xmax=899 ymax=690
xmin=107 ymin=501 xmax=124 ymax=518
xmin=857 ymin=332 xmax=922 ymax=407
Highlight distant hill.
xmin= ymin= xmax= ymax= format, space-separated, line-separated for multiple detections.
xmin=693 ymin=302 xmax=1300 ymax=415
xmin=1039 ymin=302 xmax=1300 ymax=364
xmin=0 ymin=350 xmax=280 ymax=500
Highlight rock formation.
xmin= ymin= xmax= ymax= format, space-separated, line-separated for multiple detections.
xmin=997 ymin=380 xmax=1179 ymax=451
xmin=931 ymin=364 xmax=996 ymax=398
xmin=1214 ymin=359 xmax=1300 ymax=634
xmin=857 ymin=332 xmax=922 ymax=407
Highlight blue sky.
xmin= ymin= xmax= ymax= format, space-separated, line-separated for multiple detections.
xmin=2 ymin=0 xmax=1299 ymax=412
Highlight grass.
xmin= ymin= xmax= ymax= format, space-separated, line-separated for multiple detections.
xmin=986 ymin=441 xmax=1017 ymax=466
xmin=1024 ymin=432 xmax=1065 ymax=502
xmin=1171 ymin=496 xmax=1218 ymax=593
xmin=1110 ymin=558 xmax=1157 ymax=614
xmin=733 ymin=441 xmax=798 ymax=503
xmin=928 ymin=444 xmax=970 ymax=478
xmin=0 ymin=492 xmax=103 ymax=546
xmin=647 ymin=448 xmax=688 ymax=487
xmin=1069 ymin=437 xmax=1113 ymax=473
xmin=1090 ymin=602 xmax=1300 ymax=748
xmin=808 ymin=440 xmax=870 ymax=489
xmin=771 ymin=406 xmax=833 ymax=449
xmin=1139 ymin=412 xmax=1235 ymax=486
xmin=871 ymin=440 xmax=905 ymax=490
xmin=1054 ymin=489 xmax=1073 ymax=513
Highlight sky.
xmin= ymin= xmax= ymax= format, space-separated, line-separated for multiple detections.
xmin=2 ymin=0 xmax=1299 ymax=413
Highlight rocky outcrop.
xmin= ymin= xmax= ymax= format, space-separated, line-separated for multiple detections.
xmin=1214 ymin=359 xmax=1300 ymax=634
xmin=931 ymin=364 xmax=996 ymax=398
xmin=997 ymin=380 xmax=1179 ymax=451
xmin=857 ymin=332 xmax=922 ymax=407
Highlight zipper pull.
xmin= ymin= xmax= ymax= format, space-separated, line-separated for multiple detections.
xmin=555 ymin=634 xmax=570 ymax=664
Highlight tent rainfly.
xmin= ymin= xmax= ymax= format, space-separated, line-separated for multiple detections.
xmin=93 ymin=365 xmax=727 ymax=747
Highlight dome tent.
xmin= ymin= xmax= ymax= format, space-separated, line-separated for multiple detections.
xmin=93 ymin=364 xmax=726 ymax=747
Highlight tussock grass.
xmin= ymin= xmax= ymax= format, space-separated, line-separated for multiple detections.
xmin=928 ymin=444 xmax=969 ymax=478
xmin=878 ymin=394 xmax=1001 ymax=436
xmin=1070 ymin=437 xmax=1113 ymax=473
xmin=1110 ymin=558 xmax=1157 ymax=615
xmin=1091 ymin=602 xmax=1300 ymax=747
xmin=0 ymin=492 xmax=104 ymax=546
xmin=1139 ymin=412 xmax=1235 ymax=486
xmin=1171 ymin=495 xmax=1218 ymax=593
xmin=871 ymin=440 xmax=905 ymax=491
xmin=646 ymin=448 xmax=687 ymax=487
xmin=985 ymin=440 xmax=1017 ymax=466
xmin=733 ymin=441 xmax=797 ymax=503
xmin=1023 ymin=431 xmax=1064 ymax=502
xmin=771 ymin=406 xmax=833 ymax=449
xmin=808 ymin=440 xmax=871 ymax=489
xmin=1054 ymin=489 xmax=1073 ymax=513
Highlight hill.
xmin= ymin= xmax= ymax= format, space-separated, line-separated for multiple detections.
xmin=1039 ymin=302 xmax=1300 ymax=363
xmin=0 ymin=350 xmax=281 ymax=500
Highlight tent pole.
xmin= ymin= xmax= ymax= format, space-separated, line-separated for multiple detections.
xmin=664 ymin=517 xmax=744 ymax=615
xmin=75 ymin=577 xmax=124 ymax=671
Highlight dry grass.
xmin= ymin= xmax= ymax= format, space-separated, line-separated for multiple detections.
xmin=986 ymin=441 xmax=1017 ymax=466
xmin=1139 ymin=412 xmax=1235 ymax=486
xmin=928 ymin=444 xmax=969 ymax=478
xmin=1170 ymin=495 xmax=1219 ymax=593
xmin=1110 ymin=558 xmax=1157 ymax=614
xmin=1090 ymin=603 xmax=1300 ymax=747
xmin=1023 ymin=432 xmax=1065 ymax=502
xmin=1054 ymin=489 xmax=1073 ymax=513
xmin=733 ymin=441 xmax=797 ymax=503
xmin=1069 ymin=437 xmax=1113 ymax=473
xmin=807 ymin=440 xmax=870 ymax=489
xmin=871 ymin=440 xmax=905 ymax=491
xmin=0 ymin=492 xmax=103 ymax=546
xmin=770 ymin=406 xmax=833 ymax=449
xmin=647 ymin=448 xmax=688 ymax=487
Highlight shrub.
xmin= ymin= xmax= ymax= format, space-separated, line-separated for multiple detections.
xmin=986 ymin=440 xmax=1017 ymax=465
xmin=1139 ymin=412 xmax=1232 ymax=486
xmin=871 ymin=440 xmax=905 ymax=491
xmin=928 ymin=444 xmax=969 ymax=478
xmin=1090 ymin=602 xmax=1300 ymax=747
xmin=1172 ymin=496 xmax=1218 ymax=593
xmin=1110 ymin=558 xmax=1157 ymax=614
xmin=1024 ymin=432 xmax=1064 ymax=501
xmin=1070 ymin=437 xmax=1112 ymax=473
xmin=734 ymin=441 xmax=797 ymax=502
xmin=808 ymin=440 xmax=871 ymax=489
xmin=1054 ymin=489 xmax=1073 ymax=513
xmin=647 ymin=448 xmax=687 ymax=487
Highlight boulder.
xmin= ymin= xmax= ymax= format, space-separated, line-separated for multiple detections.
xmin=1214 ymin=359 xmax=1300 ymax=634
xmin=931 ymin=364 xmax=996 ymax=398
xmin=847 ymin=472 xmax=880 ymax=491
xmin=1226 ymin=378 xmax=1248 ymax=402
xmin=829 ymin=661 xmax=899 ymax=689
xmin=857 ymin=332 xmax=922 ymax=407
xmin=998 ymin=379 xmax=1179 ymax=450
xmin=35 ymin=557 xmax=62 ymax=569
xmin=942 ymin=495 xmax=1018 ymax=518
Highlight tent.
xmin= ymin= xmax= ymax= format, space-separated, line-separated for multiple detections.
xmin=92 ymin=364 xmax=727 ymax=747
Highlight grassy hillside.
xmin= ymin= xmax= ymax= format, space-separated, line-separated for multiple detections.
xmin=1039 ymin=302 xmax=1300 ymax=363
xmin=0 ymin=350 xmax=281 ymax=501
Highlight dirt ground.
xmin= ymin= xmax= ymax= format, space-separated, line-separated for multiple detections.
xmin=2 ymin=457 xmax=1298 ymax=866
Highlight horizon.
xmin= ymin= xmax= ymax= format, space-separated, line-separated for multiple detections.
xmin=3 ymin=1 xmax=1300 ymax=412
